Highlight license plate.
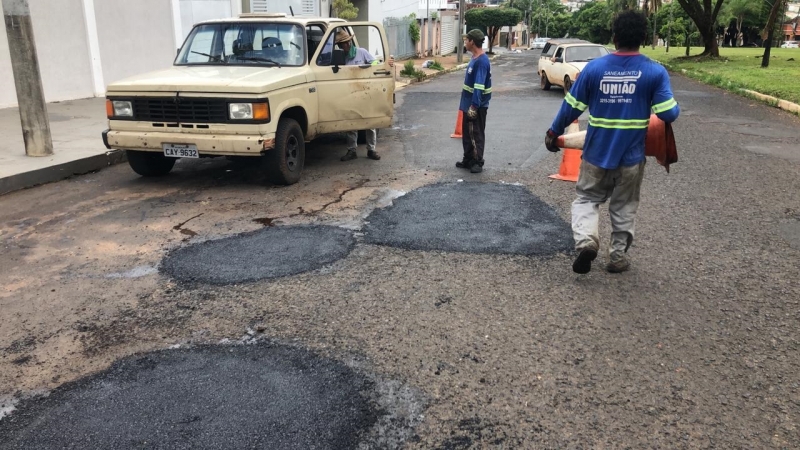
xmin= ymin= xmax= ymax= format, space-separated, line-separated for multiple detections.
xmin=162 ymin=144 xmax=199 ymax=158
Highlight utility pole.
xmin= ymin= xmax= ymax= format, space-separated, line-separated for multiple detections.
xmin=2 ymin=0 xmax=53 ymax=157
xmin=457 ymin=0 xmax=465 ymax=62
xmin=537 ymin=0 xmax=541 ymax=37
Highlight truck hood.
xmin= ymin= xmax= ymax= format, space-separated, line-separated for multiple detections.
xmin=567 ymin=61 xmax=589 ymax=72
xmin=106 ymin=65 xmax=308 ymax=94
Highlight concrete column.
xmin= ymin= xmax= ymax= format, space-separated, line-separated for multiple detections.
xmin=2 ymin=0 xmax=53 ymax=157
xmin=81 ymin=0 xmax=104 ymax=96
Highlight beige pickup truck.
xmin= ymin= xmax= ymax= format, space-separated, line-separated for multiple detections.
xmin=102 ymin=13 xmax=395 ymax=185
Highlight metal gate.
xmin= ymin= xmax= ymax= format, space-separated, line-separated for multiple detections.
xmin=383 ymin=17 xmax=416 ymax=59
xmin=441 ymin=15 xmax=455 ymax=55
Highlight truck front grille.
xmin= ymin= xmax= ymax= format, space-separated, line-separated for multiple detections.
xmin=133 ymin=98 xmax=228 ymax=123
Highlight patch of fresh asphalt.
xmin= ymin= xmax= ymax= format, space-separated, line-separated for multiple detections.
xmin=0 ymin=343 xmax=424 ymax=450
xmin=161 ymin=225 xmax=355 ymax=285
xmin=363 ymin=182 xmax=572 ymax=255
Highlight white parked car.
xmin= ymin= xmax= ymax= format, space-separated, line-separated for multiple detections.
xmin=529 ymin=37 xmax=549 ymax=49
xmin=781 ymin=41 xmax=798 ymax=48
xmin=537 ymin=39 xmax=610 ymax=93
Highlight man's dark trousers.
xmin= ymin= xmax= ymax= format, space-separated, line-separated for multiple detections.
xmin=461 ymin=107 xmax=488 ymax=166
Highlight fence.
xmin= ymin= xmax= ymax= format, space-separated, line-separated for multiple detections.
xmin=383 ymin=17 xmax=417 ymax=59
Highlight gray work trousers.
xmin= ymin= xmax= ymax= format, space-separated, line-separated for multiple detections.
xmin=572 ymin=159 xmax=646 ymax=255
xmin=346 ymin=129 xmax=376 ymax=152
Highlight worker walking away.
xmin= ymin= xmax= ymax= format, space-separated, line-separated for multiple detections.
xmin=544 ymin=10 xmax=680 ymax=274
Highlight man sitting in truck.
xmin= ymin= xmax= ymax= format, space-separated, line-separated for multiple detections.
xmin=333 ymin=29 xmax=394 ymax=162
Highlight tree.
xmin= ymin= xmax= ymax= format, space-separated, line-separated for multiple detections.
xmin=675 ymin=0 xmax=726 ymax=57
xmin=571 ymin=1 xmax=613 ymax=44
xmin=465 ymin=7 xmax=523 ymax=53
xmin=721 ymin=0 xmax=761 ymax=46
xmin=530 ymin=0 xmax=567 ymax=37
xmin=655 ymin=2 xmax=693 ymax=47
xmin=332 ymin=0 xmax=358 ymax=20
xmin=761 ymin=0 xmax=787 ymax=67
xmin=607 ymin=0 xmax=639 ymax=12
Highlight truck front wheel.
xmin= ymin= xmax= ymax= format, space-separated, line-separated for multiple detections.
xmin=264 ymin=118 xmax=305 ymax=185
xmin=126 ymin=150 xmax=176 ymax=177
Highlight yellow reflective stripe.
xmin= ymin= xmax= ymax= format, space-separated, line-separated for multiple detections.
xmin=474 ymin=83 xmax=486 ymax=90
xmin=463 ymin=84 xmax=474 ymax=93
xmin=589 ymin=115 xmax=650 ymax=129
xmin=484 ymin=88 xmax=492 ymax=94
xmin=565 ymin=93 xmax=588 ymax=111
xmin=652 ymin=98 xmax=677 ymax=113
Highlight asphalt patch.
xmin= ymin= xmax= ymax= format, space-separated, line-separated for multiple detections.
xmin=161 ymin=225 xmax=354 ymax=284
xmin=0 ymin=344 xmax=381 ymax=450
xmin=363 ymin=182 xmax=572 ymax=255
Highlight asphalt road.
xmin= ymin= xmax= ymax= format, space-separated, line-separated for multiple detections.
xmin=2 ymin=50 xmax=800 ymax=448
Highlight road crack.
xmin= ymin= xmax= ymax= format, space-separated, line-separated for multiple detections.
xmin=253 ymin=179 xmax=369 ymax=226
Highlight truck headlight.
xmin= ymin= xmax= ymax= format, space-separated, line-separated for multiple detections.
xmin=107 ymin=100 xmax=133 ymax=118
xmin=229 ymin=102 xmax=269 ymax=121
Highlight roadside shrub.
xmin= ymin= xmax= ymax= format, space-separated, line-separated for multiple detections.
xmin=429 ymin=60 xmax=444 ymax=71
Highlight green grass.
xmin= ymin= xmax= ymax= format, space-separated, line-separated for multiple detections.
xmin=638 ymin=46 xmax=800 ymax=105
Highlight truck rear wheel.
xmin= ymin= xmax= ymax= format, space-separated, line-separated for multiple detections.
xmin=264 ymin=118 xmax=305 ymax=185
xmin=126 ymin=150 xmax=176 ymax=177
xmin=540 ymin=72 xmax=551 ymax=91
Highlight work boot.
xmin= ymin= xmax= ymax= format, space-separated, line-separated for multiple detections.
xmin=470 ymin=162 xmax=483 ymax=173
xmin=607 ymin=252 xmax=631 ymax=273
xmin=572 ymin=245 xmax=598 ymax=274
xmin=456 ymin=159 xmax=472 ymax=169
xmin=340 ymin=149 xmax=357 ymax=161
xmin=367 ymin=150 xmax=381 ymax=160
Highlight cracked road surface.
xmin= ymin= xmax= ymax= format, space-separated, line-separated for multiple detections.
xmin=2 ymin=51 xmax=800 ymax=448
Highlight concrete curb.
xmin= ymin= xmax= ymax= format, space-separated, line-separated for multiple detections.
xmin=665 ymin=64 xmax=800 ymax=116
xmin=740 ymin=89 xmax=800 ymax=114
xmin=0 ymin=149 xmax=127 ymax=196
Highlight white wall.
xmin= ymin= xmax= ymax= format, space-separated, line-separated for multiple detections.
xmin=0 ymin=16 xmax=17 ymax=108
xmin=0 ymin=0 xmax=95 ymax=108
xmin=378 ymin=0 xmax=417 ymax=22
xmin=179 ymin=0 xmax=234 ymax=42
xmin=94 ymin=0 xmax=177 ymax=88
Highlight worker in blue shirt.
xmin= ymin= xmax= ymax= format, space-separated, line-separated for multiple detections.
xmin=545 ymin=10 xmax=680 ymax=274
xmin=456 ymin=29 xmax=492 ymax=173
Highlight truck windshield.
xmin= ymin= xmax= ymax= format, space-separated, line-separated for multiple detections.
xmin=176 ymin=22 xmax=306 ymax=67
xmin=565 ymin=45 xmax=609 ymax=62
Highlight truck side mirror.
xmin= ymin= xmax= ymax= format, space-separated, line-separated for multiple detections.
xmin=332 ymin=49 xmax=346 ymax=73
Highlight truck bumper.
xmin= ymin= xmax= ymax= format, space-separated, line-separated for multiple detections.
xmin=104 ymin=130 xmax=276 ymax=156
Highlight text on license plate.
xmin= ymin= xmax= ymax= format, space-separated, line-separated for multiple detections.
xmin=162 ymin=144 xmax=199 ymax=158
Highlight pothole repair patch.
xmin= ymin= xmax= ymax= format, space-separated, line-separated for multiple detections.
xmin=363 ymin=182 xmax=572 ymax=255
xmin=0 ymin=344 xmax=422 ymax=450
xmin=161 ymin=225 xmax=354 ymax=284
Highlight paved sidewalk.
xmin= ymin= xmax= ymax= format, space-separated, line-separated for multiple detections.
xmin=393 ymin=47 xmax=518 ymax=86
xmin=0 ymin=98 xmax=122 ymax=196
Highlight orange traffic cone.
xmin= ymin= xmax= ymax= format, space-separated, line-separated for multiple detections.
xmin=450 ymin=110 xmax=463 ymax=138
xmin=549 ymin=121 xmax=582 ymax=182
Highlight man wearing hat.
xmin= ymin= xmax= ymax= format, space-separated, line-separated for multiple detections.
xmin=456 ymin=29 xmax=492 ymax=173
xmin=335 ymin=29 xmax=394 ymax=162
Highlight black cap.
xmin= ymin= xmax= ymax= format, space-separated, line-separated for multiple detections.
xmin=463 ymin=29 xmax=485 ymax=42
